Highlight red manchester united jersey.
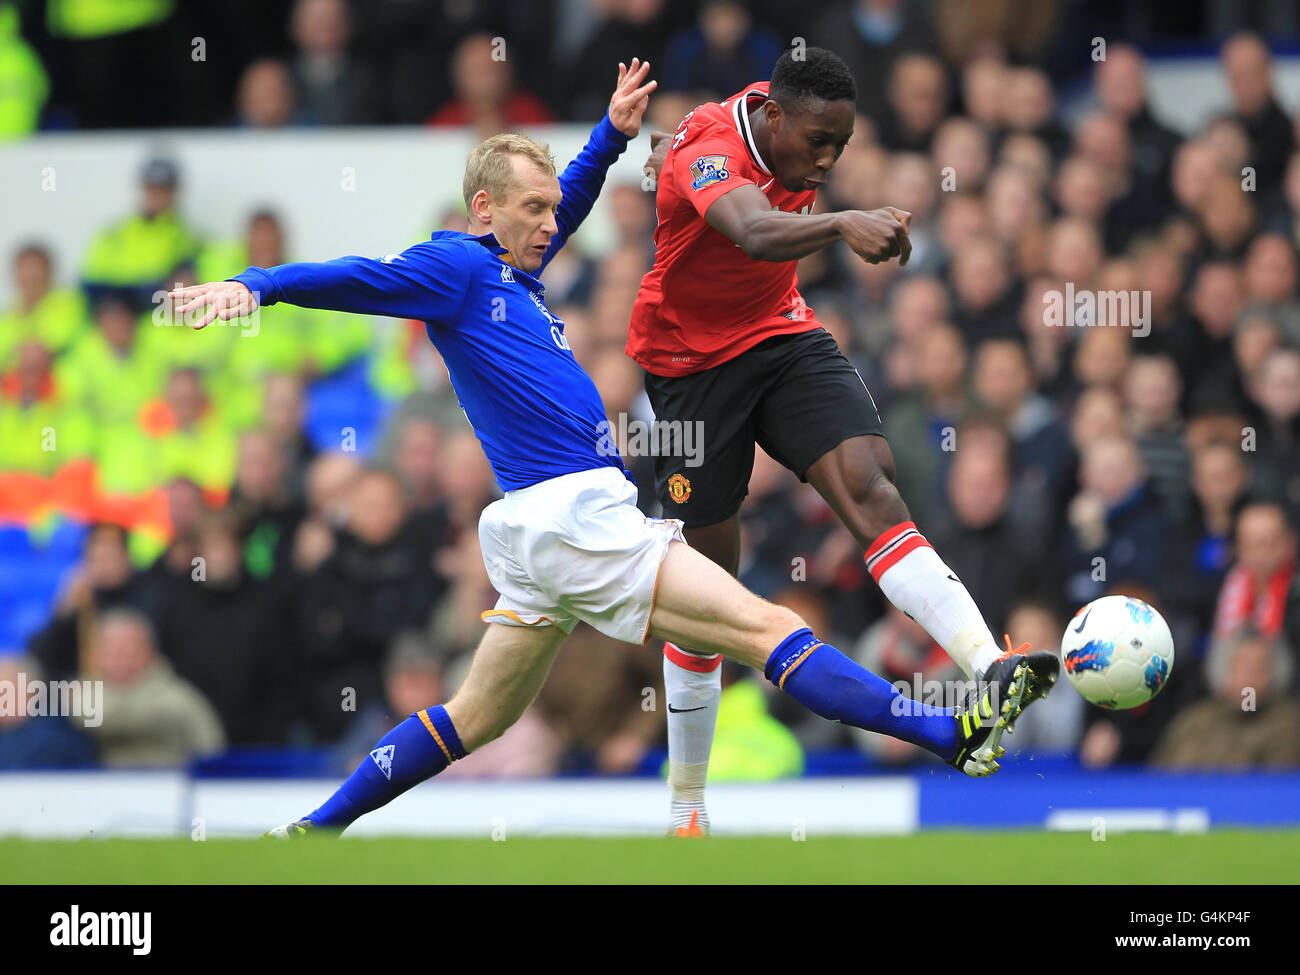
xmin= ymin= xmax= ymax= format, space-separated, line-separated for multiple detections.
xmin=627 ymin=82 xmax=819 ymax=377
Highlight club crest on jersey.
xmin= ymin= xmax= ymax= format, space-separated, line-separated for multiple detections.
xmin=690 ymin=154 xmax=729 ymax=191
xmin=667 ymin=473 xmax=692 ymax=503
xmin=500 ymin=264 xmax=514 ymax=283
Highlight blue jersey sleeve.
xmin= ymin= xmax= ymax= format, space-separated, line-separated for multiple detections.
xmin=540 ymin=113 xmax=631 ymax=272
xmin=231 ymin=238 xmax=473 ymax=324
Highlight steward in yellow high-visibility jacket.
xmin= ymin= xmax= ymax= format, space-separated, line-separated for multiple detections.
xmin=54 ymin=292 xmax=167 ymax=428
xmin=0 ymin=2 xmax=48 ymax=139
xmin=0 ymin=244 xmax=90 ymax=369
xmin=0 ymin=341 xmax=94 ymax=476
xmin=81 ymin=156 xmax=201 ymax=308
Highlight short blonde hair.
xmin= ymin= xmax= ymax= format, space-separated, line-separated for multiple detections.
xmin=462 ymin=133 xmax=556 ymax=209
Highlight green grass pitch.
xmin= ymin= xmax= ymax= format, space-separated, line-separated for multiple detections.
xmin=2 ymin=830 xmax=1297 ymax=883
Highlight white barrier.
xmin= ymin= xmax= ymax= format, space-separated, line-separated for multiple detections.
xmin=0 ymin=773 xmax=918 ymax=838
xmin=0 ymin=124 xmax=650 ymax=307
xmin=0 ymin=771 xmax=188 ymax=838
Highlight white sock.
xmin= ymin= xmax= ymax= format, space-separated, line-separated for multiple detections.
xmin=864 ymin=521 xmax=1002 ymax=679
xmin=663 ymin=642 xmax=721 ymax=834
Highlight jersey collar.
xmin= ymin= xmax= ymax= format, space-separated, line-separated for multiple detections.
xmin=429 ymin=229 xmax=511 ymax=256
xmin=732 ymin=89 xmax=773 ymax=176
xmin=432 ymin=230 xmax=545 ymax=291
xmin=463 ymin=230 xmax=510 ymax=255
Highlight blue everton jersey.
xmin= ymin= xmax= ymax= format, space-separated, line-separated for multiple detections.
xmin=231 ymin=116 xmax=632 ymax=492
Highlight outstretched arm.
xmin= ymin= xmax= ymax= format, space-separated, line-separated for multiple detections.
xmin=704 ymin=187 xmax=913 ymax=266
xmin=170 ymin=239 xmax=472 ymax=329
xmin=541 ymin=58 xmax=657 ymax=270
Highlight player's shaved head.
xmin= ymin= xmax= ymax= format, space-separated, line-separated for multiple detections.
xmin=770 ymin=47 xmax=856 ymax=114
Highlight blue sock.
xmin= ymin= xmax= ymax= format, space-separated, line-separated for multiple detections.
xmin=307 ymin=706 xmax=466 ymax=830
xmin=765 ymin=628 xmax=958 ymax=759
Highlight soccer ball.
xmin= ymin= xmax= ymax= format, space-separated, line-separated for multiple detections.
xmin=1059 ymin=595 xmax=1174 ymax=709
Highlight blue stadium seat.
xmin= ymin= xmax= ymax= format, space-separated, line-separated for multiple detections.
xmin=0 ymin=523 xmax=80 ymax=649
xmin=41 ymin=521 xmax=89 ymax=560
xmin=8 ymin=597 xmax=53 ymax=646
xmin=190 ymin=748 xmax=336 ymax=778
xmin=303 ymin=357 xmax=394 ymax=457
xmin=0 ymin=525 xmax=32 ymax=559
xmin=0 ymin=594 xmax=23 ymax=650
xmin=0 ymin=558 xmax=34 ymax=592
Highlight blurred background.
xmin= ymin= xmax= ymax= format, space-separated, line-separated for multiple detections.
xmin=1 ymin=0 xmax=1300 ymax=833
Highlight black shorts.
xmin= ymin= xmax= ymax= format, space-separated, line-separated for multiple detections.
xmin=644 ymin=328 xmax=885 ymax=527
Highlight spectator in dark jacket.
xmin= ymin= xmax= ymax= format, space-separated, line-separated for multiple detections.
xmin=293 ymin=468 xmax=443 ymax=743
xmin=660 ymin=1 xmax=783 ymax=100
xmin=27 ymin=522 xmax=155 ymax=683
xmin=288 ymin=0 xmax=382 ymax=125
xmin=226 ymin=429 xmax=306 ymax=589
xmin=153 ymin=508 xmax=295 ymax=746
xmin=810 ymin=0 xmax=940 ymax=128
xmin=1161 ymin=442 xmax=1250 ymax=641
xmin=1242 ymin=347 xmax=1300 ymax=517
xmin=1062 ymin=435 xmax=1168 ymax=607
xmin=1223 ymin=32 xmax=1296 ymax=200
xmin=929 ymin=425 xmax=1045 ymax=636
xmin=971 ymin=339 xmax=1073 ymax=514
xmin=1123 ymin=354 xmax=1191 ymax=523
xmin=1093 ymin=43 xmax=1182 ymax=219
xmin=563 ymin=1 xmax=675 ymax=123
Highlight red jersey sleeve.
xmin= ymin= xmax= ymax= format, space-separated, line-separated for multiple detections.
xmin=669 ymin=115 xmax=756 ymax=218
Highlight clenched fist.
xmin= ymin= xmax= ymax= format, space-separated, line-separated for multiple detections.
xmin=836 ymin=207 xmax=912 ymax=266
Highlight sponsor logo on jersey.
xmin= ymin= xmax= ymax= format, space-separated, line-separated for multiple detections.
xmin=667 ymin=473 xmax=692 ymax=503
xmin=689 ymin=154 xmax=730 ymax=191
xmin=528 ymin=289 xmax=559 ymax=324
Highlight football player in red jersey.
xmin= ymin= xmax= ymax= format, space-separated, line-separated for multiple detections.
xmin=630 ymin=48 xmax=1059 ymax=835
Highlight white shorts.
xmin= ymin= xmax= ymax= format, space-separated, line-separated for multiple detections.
xmin=478 ymin=467 xmax=685 ymax=645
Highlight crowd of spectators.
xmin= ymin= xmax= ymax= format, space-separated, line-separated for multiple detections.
xmin=2 ymin=0 xmax=1296 ymax=135
xmin=2 ymin=2 xmax=1300 ymax=776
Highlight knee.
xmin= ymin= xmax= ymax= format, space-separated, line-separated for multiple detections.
xmin=873 ymin=445 xmax=898 ymax=483
xmin=860 ymin=469 xmax=902 ymax=509
xmin=846 ymin=453 xmax=908 ymax=531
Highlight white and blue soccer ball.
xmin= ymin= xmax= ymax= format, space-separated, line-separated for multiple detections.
xmin=1059 ymin=594 xmax=1175 ymax=709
